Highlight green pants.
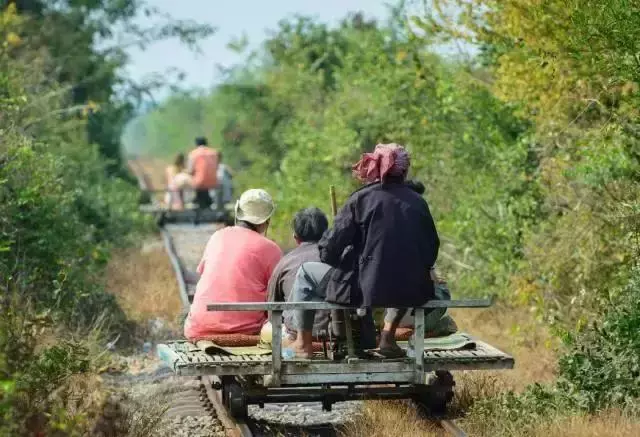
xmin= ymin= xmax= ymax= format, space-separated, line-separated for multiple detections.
xmin=376 ymin=283 xmax=457 ymax=337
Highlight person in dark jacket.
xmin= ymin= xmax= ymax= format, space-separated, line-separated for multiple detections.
xmin=267 ymin=207 xmax=330 ymax=339
xmin=288 ymin=144 xmax=440 ymax=358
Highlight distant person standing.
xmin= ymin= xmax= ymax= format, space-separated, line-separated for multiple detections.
xmin=188 ymin=137 xmax=218 ymax=209
xmin=212 ymin=151 xmax=233 ymax=208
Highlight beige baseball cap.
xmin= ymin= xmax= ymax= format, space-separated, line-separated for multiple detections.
xmin=235 ymin=189 xmax=275 ymax=225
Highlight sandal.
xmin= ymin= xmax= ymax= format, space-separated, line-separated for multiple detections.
xmin=375 ymin=346 xmax=406 ymax=359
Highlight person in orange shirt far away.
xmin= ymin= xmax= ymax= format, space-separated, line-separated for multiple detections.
xmin=188 ymin=136 xmax=219 ymax=209
xmin=184 ymin=189 xmax=283 ymax=340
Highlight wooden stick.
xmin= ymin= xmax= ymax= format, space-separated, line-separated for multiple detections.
xmin=329 ymin=185 xmax=337 ymax=216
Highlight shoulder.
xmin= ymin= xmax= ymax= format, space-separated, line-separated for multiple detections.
xmin=347 ymin=182 xmax=396 ymax=203
xmin=258 ymin=236 xmax=282 ymax=256
xmin=287 ymin=243 xmax=318 ymax=260
xmin=343 ymin=182 xmax=378 ymax=207
xmin=209 ymin=227 xmax=228 ymax=242
xmin=349 ymin=182 xmax=377 ymax=198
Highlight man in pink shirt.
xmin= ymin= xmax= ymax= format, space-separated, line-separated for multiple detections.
xmin=188 ymin=137 xmax=219 ymax=209
xmin=184 ymin=189 xmax=282 ymax=339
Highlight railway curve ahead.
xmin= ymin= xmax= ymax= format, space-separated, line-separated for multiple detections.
xmin=129 ymin=157 xmax=478 ymax=437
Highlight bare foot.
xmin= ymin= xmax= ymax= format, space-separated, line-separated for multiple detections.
xmin=289 ymin=340 xmax=314 ymax=359
xmin=282 ymin=334 xmax=296 ymax=347
xmin=378 ymin=330 xmax=400 ymax=351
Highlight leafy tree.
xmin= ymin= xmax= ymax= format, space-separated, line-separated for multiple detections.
xmin=0 ymin=2 xmax=213 ymax=433
xmin=3 ymin=0 xmax=214 ymax=173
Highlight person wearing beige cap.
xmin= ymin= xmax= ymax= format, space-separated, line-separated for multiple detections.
xmin=184 ymin=189 xmax=283 ymax=340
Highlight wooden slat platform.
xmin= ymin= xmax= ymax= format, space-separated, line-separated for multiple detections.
xmin=157 ymin=339 xmax=514 ymax=380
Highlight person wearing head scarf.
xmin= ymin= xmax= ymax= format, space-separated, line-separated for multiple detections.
xmin=287 ymin=144 xmax=440 ymax=358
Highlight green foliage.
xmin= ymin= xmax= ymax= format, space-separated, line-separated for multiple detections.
xmin=128 ymin=0 xmax=640 ymax=415
xmin=467 ymin=383 xmax=576 ymax=436
xmin=0 ymin=2 xmax=211 ymax=434
xmin=466 ymin=266 xmax=640 ymax=433
xmin=127 ymin=12 xmax=538 ymax=293
xmin=557 ymin=266 xmax=640 ymax=411
xmin=4 ymin=0 xmax=214 ymax=172
xmin=0 ymin=299 xmax=100 ymax=436
xmin=419 ymin=0 xmax=640 ymax=322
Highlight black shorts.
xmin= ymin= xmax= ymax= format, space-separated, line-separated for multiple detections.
xmin=194 ymin=189 xmax=212 ymax=209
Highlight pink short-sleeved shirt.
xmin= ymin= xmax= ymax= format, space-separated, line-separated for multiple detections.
xmin=184 ymin=226 xmax=282 ymax=340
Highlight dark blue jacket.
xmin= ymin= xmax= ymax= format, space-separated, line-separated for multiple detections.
xmin=318 ymin=182 xmax=439 ymax=308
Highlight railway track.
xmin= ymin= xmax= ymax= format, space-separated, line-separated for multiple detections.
xmin=128 ymin=157 xmax=469 ymax=437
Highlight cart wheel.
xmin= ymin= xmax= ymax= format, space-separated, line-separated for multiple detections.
xmin=414 ymin=371 xmax=455 ymax=415
xmin=224 ymin=379 xmax=248 ymax=419
xmin=322 ymin=398 xmax=333 ymax=412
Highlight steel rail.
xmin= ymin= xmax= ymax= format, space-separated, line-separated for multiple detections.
xmin=203 ymin=376 xmax=253 ymax=437
xmin=440 ymin=418 xmax=467 ymax=437
xmin=161 ymin=228 xmax=190 ymax=309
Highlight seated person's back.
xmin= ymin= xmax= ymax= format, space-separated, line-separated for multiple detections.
xmin=267 ymin=207 xmax=329 ymax=337
xmin=184 ymin=189 xmax=282 ymax=340
xmin=188 ymin=137 xmax=218 ymax=190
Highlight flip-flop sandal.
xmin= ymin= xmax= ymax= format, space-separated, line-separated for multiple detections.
xmin=376 ymin=347 xmax=406 ymax=359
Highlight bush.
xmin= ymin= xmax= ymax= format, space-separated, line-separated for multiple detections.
xmin=557 ymin=266 xmax=640 ymax=411
xmin=0 ymin=5 xmax=150 ymax=434
xmin=463 ymin=267 xmax=640 ymax=436
xmin=0 ymin=299 xmax=94 ymax=436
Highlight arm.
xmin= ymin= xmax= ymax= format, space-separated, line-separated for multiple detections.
xmin=318 ymin=199 xmax=358 ymax=267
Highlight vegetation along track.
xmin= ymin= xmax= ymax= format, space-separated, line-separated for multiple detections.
xmin=128 ymin=158 xmax=467 ymax=437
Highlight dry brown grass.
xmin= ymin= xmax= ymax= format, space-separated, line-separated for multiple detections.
xmin=462 ymin=407 xmax=640 ymax=437
xmin=527 ymin=410 xmax=640 ymax=437
xmin=342 ymin=305 xmax=639 ymax=437
xmin=450 ymin=305 xmax=558 ymax=391
xmin=105 ymin=239 xmax=182 ymax=331
xmin=341 ymin=401 xmax=443 ymax=437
